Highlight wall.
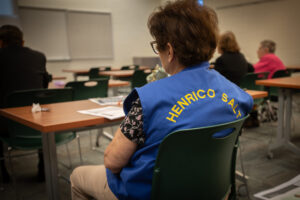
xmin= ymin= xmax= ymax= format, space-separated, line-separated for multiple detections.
xmin=17 ymin=0 xmax=160 ymax=80
xmin=14 ymin=0 xmax=300 ymax=79
xmin=161 ymin=0 xmax=300 ymax=66
xmin=206 ymin=0 xmax=300 ymax=65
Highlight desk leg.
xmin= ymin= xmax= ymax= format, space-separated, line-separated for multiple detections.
xmin=112 ymin=87 xmax=118 ymax=96
xmin=268 ymin=88 xmax=300 ymax=156
xmin=285 ymin=89 xmax=300 ymax=154
xmin=284 ymin=89 xmax=292 ymax=142
xmin=73 ymin=74 xmax=78 ymax=81
xmin=268 ymin=88 xmax=285 ymax=155
xmin=42 ymin=132 xmax=60 ymax=200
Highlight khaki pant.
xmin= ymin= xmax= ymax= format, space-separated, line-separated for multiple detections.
xmin=70 ymin=165 xmax=117 ymax=200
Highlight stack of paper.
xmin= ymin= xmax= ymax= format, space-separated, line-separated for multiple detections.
xmin=78 ymin=106 xmax=124 ymax=120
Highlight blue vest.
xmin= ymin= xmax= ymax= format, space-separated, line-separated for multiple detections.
xmin=107 ymin=62 xmax=253 ymax=200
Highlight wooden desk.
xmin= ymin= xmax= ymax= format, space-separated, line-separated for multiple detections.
xmin=108 ymin=80 xmax=130 ymax=96
xmin=100 ymin=69 xmax=151 ymax=79
xmin=0 ymin=100 xmax=123 ymax=200
xmin=108 ymin=80 xmax=130 ymax=87
xmin=246 ymin=90 xmax=268 ymax=99
xmin=99 ymin=70 xmax=135 ymax=78
xmin=286 ymin=65 xmax=300 ymax=72
xmin=49 ymin=79 xmax=130 ymax=88
xmin=256 ymin=76 xmax=300 ymax=157
xmin=52 ymin=76 xmax=66 ymax=80
xmin=63 ymin=66 xmax=151 ymax=80
xmin=49 ymin=80 xmax=130 ymax=96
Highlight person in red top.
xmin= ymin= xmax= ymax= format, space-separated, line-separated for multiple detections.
xmin=254 ymin=40 xmax=286 ymax=79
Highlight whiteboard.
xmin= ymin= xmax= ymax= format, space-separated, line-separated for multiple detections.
xmin=19 ymin=7 xmax=70 ymax=60
xmin=18 ymin=7 xmax=113 ymax=61
xmin=67 ymin=11 xmax=113 ymax=59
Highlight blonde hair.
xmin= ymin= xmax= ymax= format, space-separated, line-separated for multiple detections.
xmin=218 ymin=31 xmax=240 ymax=53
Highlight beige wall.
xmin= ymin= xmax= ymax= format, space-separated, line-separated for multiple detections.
xmin=206 ymin=0 xmax=300 ymax=66
xmin=17 ymin=0 xmax=160 ymax=80
xmin=16 ymin=0 xmax=300 ymax=80
xmin=162 ymin=0 xmax=300 ymax=66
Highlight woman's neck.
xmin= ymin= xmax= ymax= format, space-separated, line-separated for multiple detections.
xmin=170 ymin=65 xmax=185 ymax=75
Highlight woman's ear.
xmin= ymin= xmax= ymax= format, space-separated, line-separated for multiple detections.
xmin=167 ymin=42 xmax=174 ymax=63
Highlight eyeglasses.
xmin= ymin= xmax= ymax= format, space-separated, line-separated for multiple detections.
xmin=150 ymin=41 xmax=159 ymax=54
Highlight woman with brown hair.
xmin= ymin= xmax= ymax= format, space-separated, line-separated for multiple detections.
xmin=214 ymin=31 xmax=253 ymax=85
xmin=70 ymin=1 xmax=253 ymax=200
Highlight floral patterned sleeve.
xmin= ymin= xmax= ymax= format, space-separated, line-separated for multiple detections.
xmin=120 ymin=98 xmax=145 ymax=146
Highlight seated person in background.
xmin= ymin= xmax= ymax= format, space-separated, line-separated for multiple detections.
xmin=254 ymin=40 xmax=286 ymax=79
xmin=70 ymin=1 xmax=253 ymax=199
xmin=214 ymin=31 xmax=252 ymax=86
xmin=0 ymin=25 xmax=50 ymax=182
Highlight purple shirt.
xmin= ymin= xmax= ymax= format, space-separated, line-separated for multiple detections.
xmin=254 ymin=53 xmax=286 ymax=79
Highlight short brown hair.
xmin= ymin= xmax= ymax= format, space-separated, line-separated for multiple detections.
xmin=0 ymin=25 xmax=23 ymax=47
xmin=218 ymin=31 xmax=240 ymax=53
xmin=261 ymin=40 xmax=276 ymax=53
xmin=148 ymin=0 xmax=218 ymax=67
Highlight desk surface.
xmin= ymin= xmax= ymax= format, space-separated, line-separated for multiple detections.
xmin=52 ymin=76 xmax=67 ymax=80
xmin=99 ymin=70 xmax=135 ymax=77
xmin=49 ymin=80 xmax=130 ymax=89
xmin=256 ymin=76 xmax=300 ymax=89
xmin=99 ymin=69 xmax=151 ymax=78
xmin=0 ymin=89 xmax=265 ymax=133
xmin=286 ymin=65 xmax=300 ymax=70
xmin=246 ymin=90 xmax=268 ymax=99
xmin=108 ymin=80 xmax=130 ymax=87
xmin=62 ymin=66 xmax=151 ymax=75
xmin=0 ymin=100 xmax=123 ymax=133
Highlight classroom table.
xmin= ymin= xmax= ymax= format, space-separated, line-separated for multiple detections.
xmin=246 ymin=90 xmax=268 ymax=99
xmin=0 ymin=89 xmax=266 ymax=199
xmin=0 ymin=100 xmax=123 ymax=200
xmin=100 ymin=69 xmax=151 ymax=79
xmin=63 ymin=66 xmax=151 ymax=80
xmin=285 ymin=65 xmax=300 ymax=73
xmin=256 ymin=76 xmax=300 ymax=158
xmin=52 ymin=76 xmax=67 ymax=80
xmin=49 ymin=80 xmax=130 ymax=96
xmin=99 ymin=70 xmax=135 ymax=78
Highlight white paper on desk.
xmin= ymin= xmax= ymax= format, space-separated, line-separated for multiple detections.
xmin=77 ymin=106 xmax=124 ymax=120
xmin=89 ymin=96 xmax=125 ymax=105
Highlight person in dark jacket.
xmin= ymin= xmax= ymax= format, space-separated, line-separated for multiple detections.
xmin=0 ymin=25 xmax=50 ymax=182
xmin=214 ymin=31 xmax=253 ymax=86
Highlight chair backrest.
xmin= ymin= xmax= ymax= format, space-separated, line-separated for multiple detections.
xmin=89 ymin=67 xmax=110 ymax=80
xmin=131 ymin=69 xmax=148 ymax=89
xmin=151 ymin=116 xmax=248 ymax=200
xmin=239 ymin=72 xmax=269 ymax=90
xmin=272 ymin=69 xmax=291 ymax=78
xmin=121 ymin=65 xmax=139 ymax=70
xmin=5 ymin=88 xmax=74 ymax=148
xmin=65 ymin=78 xmax=108 ymax=100
xmin=7 ymin=88 xmax=74 ymax=108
